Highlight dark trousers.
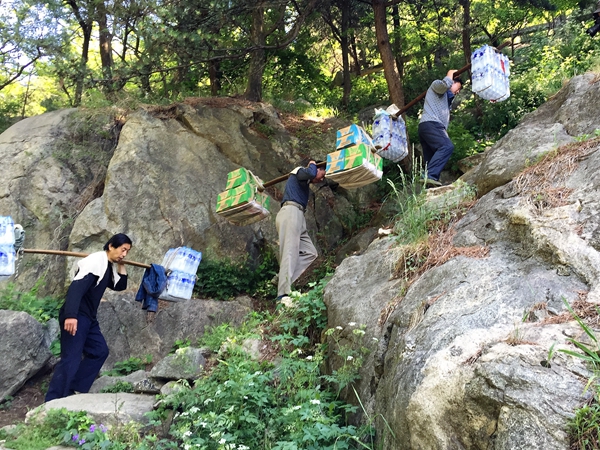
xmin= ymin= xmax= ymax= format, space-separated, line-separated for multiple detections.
xmin=45 ymin=314 xmax=109 ymax=401
xmin=418 ymin=121 xmax=455 ymax=181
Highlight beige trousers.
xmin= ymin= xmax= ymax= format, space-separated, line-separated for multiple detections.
xmin=275 ymin=204 xmax=318 ymax=296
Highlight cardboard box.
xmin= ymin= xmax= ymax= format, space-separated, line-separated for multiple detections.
xmin=326 ymin=143 xmax=382 ymax=175
xmin=336 ymin=124 xmax=373 ymax=150
xmin=215 ymin=183 xmax=256 ymax=213
xmin=225 ymin=167 xmax=255 ymax=190
xmin=217 ymin=191 xmax=271 ymax=226
xmin=325 ymin=143 xmax=383 ymax=189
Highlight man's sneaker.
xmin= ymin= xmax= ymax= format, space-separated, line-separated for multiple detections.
xmin=424 ymin=178 xmax=442 ymax=187
xmin=275 ymin=295 xmax=294 ymax=307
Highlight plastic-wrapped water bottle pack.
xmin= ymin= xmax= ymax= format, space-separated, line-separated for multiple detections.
xmin=0 ymin=216 xmax=15 ymax=277
xmin=471 ymin=44 xmax=511 ymax=102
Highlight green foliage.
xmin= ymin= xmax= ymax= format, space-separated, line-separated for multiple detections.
xmin=195 ymin=252 xmax=278 ymax=301
xmin=323 ymin=324 xmax=371 ymax=396
xmin=1 ymin=408 xmax=74 ymax=449
xmin=50 ymin=339 xmax=61 ymax=357
xmin=0 ymin=282 xmax=61 ymax=323
xmin=101 ymin=355 xmax=152 ymax=377
xmin=100 ymin=381 xmax=134 ymax=394
xmin=169 ymin=338 xmax=191 ymax=354
xmin=271 ymin=279 xmax=329 ymax=349
xmin=568 ymin=385 xmax=600 ymax=450
xmin=386 ymin=166 xmax=437 ymax=246
xmin=149 ymin=280 xmax=373 ymax=449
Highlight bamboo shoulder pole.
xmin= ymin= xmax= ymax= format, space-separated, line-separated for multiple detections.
xmin=22 ymin=248 xmax=151 ymax=269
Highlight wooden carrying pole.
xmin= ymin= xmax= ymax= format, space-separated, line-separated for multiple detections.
xmin=22 ymin=248 xmax=151 ymax=269
xmin=257 ymin=40 xmax=512 ymax=188
xmin=393 ymin=40 xmax=511 ymax=118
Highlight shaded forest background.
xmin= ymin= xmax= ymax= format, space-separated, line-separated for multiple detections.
xmin=2 ymin=0 xmax=600 ymax=163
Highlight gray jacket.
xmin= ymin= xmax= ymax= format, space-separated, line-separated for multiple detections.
xmin=419 ymin=76 xmax=454 ymax=129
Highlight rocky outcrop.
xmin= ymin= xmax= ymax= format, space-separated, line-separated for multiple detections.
xmin=28 ymin=393 xmax=155 ymax=426
xmin=0 ymin=310 xmax=51 ymax=400
xmin=324 ymin=75 xmax=600 ymax=449
xmin=0 ymin=101 xmax=360 ymax=295
xmin=96 ymin=290 xmax=251 ymax=369
xmin=464 ymin=73 xmax=600 ymax=196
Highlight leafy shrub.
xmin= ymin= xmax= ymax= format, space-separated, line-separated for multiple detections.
xmin=195 ymin=252 xmax=278 ymax=301
xmin=152 ymin=283 xmax=371 ymax=449
xmin=102 ymin=355 xmax=152 ymax=377
xmin=0 ymin=282 xmax=62 ymax=323
xmin=100 ymin=381 xmax=134 ymax=394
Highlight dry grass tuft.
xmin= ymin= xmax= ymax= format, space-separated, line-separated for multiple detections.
xmin=542 ymin=291 xmax=600 ymax=326
xmin=511 ymin=137 xmax=600 ymax=212
xmin=379 ymin=209 xmax=489 ymax=326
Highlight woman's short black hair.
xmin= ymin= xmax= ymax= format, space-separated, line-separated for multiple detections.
xmin=453 ymin=76 xmax=463 ymax=86
xmin=104 ymin=233 xmax=132 ymax=251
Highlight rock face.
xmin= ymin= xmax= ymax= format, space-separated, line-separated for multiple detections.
xmin=0 ymin=310 xmax=51 ymax=400
xmin=324 ymin=74 xmax=600 ymax=449
xmin=464 ymin=73 xmax=600 ymax=196
xmin=0 ymin=101 xmax=358 ymax=295
xmin=97 ymin=290 xmax=251 ymax=369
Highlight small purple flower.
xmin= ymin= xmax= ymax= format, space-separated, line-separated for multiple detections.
xmin=100 ymin=424 xmax=108 ymax=433
xmin=90 ymin=424 xmax=96 ymax=432
xmin=72 ymin=434 xmax=79 ymax=441
xmin=79 ymin=439 xmax=86 ymax=445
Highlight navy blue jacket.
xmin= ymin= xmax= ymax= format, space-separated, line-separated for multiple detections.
xmin=135 ymin=263 xmax=168 ymax=312
xmin=281 ymin=163 xmax=318 ymax=209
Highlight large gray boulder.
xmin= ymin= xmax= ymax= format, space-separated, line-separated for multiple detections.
xmin=97 ymin=290 xmax=251 ymax=369
xmin=324 ymin=130 xmax=600 ymax=448
xmin=29 ymin=393 xmax=155 ymax=426
xmin=464 ymin=73 xmax=600 ymax=196
xmin=0 ymin=310 xmax=51 ymax=401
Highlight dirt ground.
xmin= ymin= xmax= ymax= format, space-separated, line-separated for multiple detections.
xmin=0 ymin=370 xmax=51 ymax=428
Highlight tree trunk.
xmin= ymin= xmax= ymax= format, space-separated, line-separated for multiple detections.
xmin=244 ymin=1 xmax=267 ymax=102
xmin=372 ymin=0 xmax=410 ymax=171
xmin=459 ymin=0 xmax=472 ymax=69
xmin=372 ymin=0 xmax=404 ymax=107
xmin=209 ymin=59 xmax=222 ymax=96
xmin=75 ymin=24 xmax=92 ymax=106
xmin=340 ymin=0 xmax=351 ymax=109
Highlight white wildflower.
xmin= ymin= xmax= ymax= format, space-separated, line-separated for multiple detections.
xmin=184 ymin=431 xmax=192 ymax=437
xmin=347 ymin=355 xmax=354 ymax=361
xmin=348 ymin=322 xmax=356 ymax=326
xmin=204 ymin=398 xmax=214 ymax=405
xmin=219 ymin=438 xmax=226 ymax=444
xmin=372 ymin=337 xmax=379 ymax=342
xmin=306 ymin=355 xmax=313 ymax=360
xmin=292 ymin=405 xmax=302 ymax=410
xmin=335 ymin=326 xmax=343 ymax=330
xmin=310 ymin=399 xmax=321 ymax=405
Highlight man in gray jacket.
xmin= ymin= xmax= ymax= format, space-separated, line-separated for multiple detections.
xmin=418 ymin=69 xmax=462 ymax=186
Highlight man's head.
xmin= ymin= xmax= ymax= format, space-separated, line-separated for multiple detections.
xmin=313 ymin=167 xmax=326 ymax=183
xmin=104 ymin=233 xmax=132 ymax=263
xmin=450 ymin=77 xmax=463 ymax=95
xmin=310 ymin=160 xmax=326 ymax=183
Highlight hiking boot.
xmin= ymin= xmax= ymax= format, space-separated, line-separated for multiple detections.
xmin=146 ymin=311 xmax=156 ymax=324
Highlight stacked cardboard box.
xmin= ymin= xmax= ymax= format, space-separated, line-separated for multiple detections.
xmin=215 ymin=168 xmax=271 ymax=226
xmin=326 ymin=130 xmax=382 ymax=189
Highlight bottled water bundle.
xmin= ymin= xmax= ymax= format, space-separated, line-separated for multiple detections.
xmin=471 ymin=45 xmax=511 ymax=102
xmin=372 ymin=108 xmax=409 ymax=162
xmin=159 ymin=246 xmax=202 ymax=301
xmin=0 ymin=216 xmax=15 ymax=277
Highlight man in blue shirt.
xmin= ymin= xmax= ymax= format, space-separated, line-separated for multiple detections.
xmin=275 ymin=160 xmax=326 ymax=302
xmin=45 ymin=233 xmax=132 ymax=401
xmin=418 ymin=69 xmax=462 ymax=186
